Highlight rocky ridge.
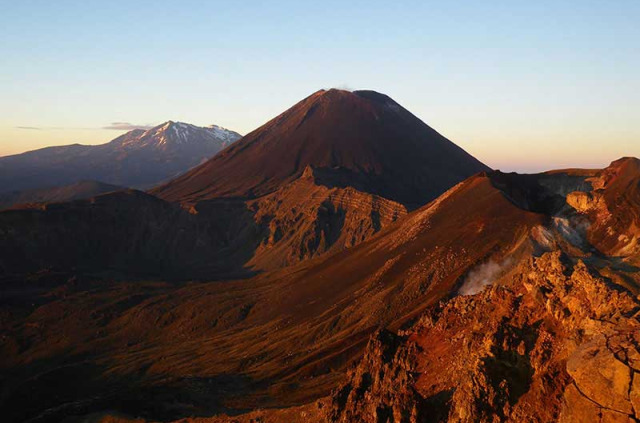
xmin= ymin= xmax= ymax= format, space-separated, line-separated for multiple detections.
xmin=325 ymin=251 xmax=640 ymax=423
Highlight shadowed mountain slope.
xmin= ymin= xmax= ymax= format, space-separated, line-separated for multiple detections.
xmin=0 ymin=189 xmax=261 ymax=279
xmin=0 ymin=180 xmax=124 ymax=210
xmin=153 ymin=89 xmax=490 ymax=208
xmin=0 ymin=176 xmax=408 ymax=277
xmin=0 ymin=90 xmax=491 ymax=274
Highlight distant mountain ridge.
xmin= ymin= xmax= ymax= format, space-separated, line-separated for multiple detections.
xmin=0 ymin=180 xmax=124 ymax=210
xmin=0 ymin=121 xmax=241 ymax=193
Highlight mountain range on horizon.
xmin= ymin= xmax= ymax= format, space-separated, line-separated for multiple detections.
xmin=0 ymin=180 xmax=125 ymax=210
xmin=0 ymin=88 xmax=639 ymax=423
xmin=0 ymin=121 xmax=241 ymax=198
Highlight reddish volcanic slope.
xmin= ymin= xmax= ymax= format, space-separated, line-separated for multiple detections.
xmin=0 ymin=171 xmax=546 ymax=421
xmin=152 ymin=89 xmax=490 ymax=208
xmin=0 ymin=89 xmax=492 ymax=277
xmin=566 ymin=157 xmax=640 ymax=259
xmin=1 ymin=159 xmax=640 ymax=422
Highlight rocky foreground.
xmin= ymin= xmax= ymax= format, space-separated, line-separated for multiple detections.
xmin=324 ymin=252 xmax=640 ymax=423
xmin=4 ymin=158 xmax=640 ymax=423
xmin=95 ymin=251 xmax=639 ymax=423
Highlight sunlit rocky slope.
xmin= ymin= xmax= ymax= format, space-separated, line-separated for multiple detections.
xmin=1 ymin=157 xmax=639 ymax=422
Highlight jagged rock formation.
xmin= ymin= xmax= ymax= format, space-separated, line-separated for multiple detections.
xmin=324 ymin=252 xmax=640 ymax=423
xmin=246 ymin=166 xmax=407 ymax=269
xmin=324 ymin=330 xmax=427 ymax=423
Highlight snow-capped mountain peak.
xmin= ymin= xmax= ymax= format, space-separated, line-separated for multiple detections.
xmin=0 ymin=120 xmax=242 ymax=193
xmin=117 ymin=121 xmax=241 ymax=150
xmin=207 ymin=124 xmax=242 ymax=144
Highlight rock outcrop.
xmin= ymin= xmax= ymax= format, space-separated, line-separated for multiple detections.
xmin=247 ymin=168 xmax=407 ymax=269
xmin=325 ymin=252 xmax=640 ymax=423
xmin=325 ymin=330 xmax=426 ymax=423
xmin=3 ymin=159 xmax=640 ymax=423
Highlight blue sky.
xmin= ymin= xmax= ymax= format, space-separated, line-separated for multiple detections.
xmin=1 ymin=0 xmax=639 ymax=171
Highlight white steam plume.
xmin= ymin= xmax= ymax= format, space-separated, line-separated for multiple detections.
xmin=458 ymin=257 xmax=514 ymax=296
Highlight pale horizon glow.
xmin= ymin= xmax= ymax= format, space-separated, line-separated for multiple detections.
xmin=1 ymin=1 xmax=639 ymax=173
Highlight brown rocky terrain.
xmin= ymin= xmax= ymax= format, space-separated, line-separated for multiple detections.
xmin=0 ymin=89 xmax=488 ymax=276
xmin=0 ymin=172 xmax=407 ymax=277
xmin=323 ymin=251 xmax=640 ymax=423
xmin=565 ymin=157 xmax=640 ymax=259
xmin=245 ymin=165 xmax=407 ymax=270
xmin=2 ymin=157 xmax=638 ymax=422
